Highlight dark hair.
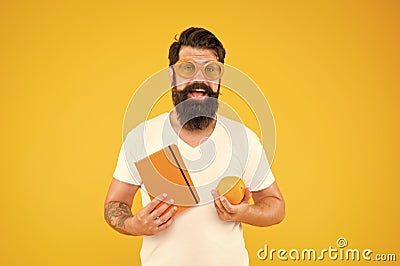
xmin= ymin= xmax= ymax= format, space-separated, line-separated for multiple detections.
xmin=168 ymin=27 xmax=226 ymax=66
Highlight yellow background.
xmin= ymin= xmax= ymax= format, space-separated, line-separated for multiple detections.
xmin=1 ymin=0 xmax=399 ymax=265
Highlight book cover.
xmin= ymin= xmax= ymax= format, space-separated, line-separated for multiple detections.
xmin=134 ymin=144 xmax=200 ymax=215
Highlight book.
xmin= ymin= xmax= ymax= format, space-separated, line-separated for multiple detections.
xmin=134 ymin=144 xmax=200 ymax=215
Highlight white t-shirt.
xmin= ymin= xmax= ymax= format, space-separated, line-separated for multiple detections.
xmin=113 ymin=113 xmax=275 ymax=266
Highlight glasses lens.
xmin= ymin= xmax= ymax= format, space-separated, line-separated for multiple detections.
xmin=204 ymin=62 xmax=223 ymax=80
xmin=176 ymin=61 xmax=196 ymax=78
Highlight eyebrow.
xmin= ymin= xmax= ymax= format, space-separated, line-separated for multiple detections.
xmin=179 ymin=58 xmax=218 ymax=64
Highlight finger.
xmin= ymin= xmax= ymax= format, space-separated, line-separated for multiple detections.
xmin=157 ymin=216 xmax=175 ymax=232
xmin=242 ymin=188 xmax=252 ymax=203
xmin=150 ymin=199 xmax=174 ymax=220
xmin=215 ymin=207 xmax=223 ymax=216
xmin=220 ymin=196 xmax=235 ymax=213
xmin=143 ymin=193 xmax=167 ymax=214
xmin=213 ymin=200 xmax=220 ymax=212
xmin=215 ymin=207 xmax=231 ymax=221
xmin=155 ymin=205 xmax=177 ymax=225
xmin=211 ymin=189 xmax=220 ymax=199
xmin=211 ymin=190 xmax=224 ymax=211
xmin=213 ymin=197 xmax=225 ymax=212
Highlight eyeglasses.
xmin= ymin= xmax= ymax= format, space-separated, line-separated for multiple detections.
xmin=173 ymin=59 xmax=224 ymax=80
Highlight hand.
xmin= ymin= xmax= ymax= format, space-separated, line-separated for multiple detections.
xmin=211 ymin=188 xmax=252 ymax=222
xmin=128 ymin=193 xmax=177 ymax=236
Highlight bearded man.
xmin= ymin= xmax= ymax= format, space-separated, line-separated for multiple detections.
xmin=104 ymin=27 xmax=285 ymax=266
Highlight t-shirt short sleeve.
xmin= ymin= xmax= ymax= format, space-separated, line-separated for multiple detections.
xmin=112 ymin=130 xmax=143 ymax=186
xmin=243 ymin=129 xmax=275 ymax=191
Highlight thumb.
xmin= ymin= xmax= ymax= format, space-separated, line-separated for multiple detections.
xmin=242 ymin=187 xmax=252 ymax=203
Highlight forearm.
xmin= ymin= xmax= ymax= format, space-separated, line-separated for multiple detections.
xmin=104 ymin=201 xmax=135 ymax=235
xmin=239 ymin=196 xmax=285 ymax=227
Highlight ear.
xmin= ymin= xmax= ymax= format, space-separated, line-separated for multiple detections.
xmin=168 ymin=66 xmax=175 ymax=87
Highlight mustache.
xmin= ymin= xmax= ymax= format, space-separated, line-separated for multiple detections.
xmin=181 ymin=82 xmax=217 ymax=97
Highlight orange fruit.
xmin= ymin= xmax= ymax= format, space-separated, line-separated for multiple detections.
xmin=216 ymin=176 xmax=245 ymax=204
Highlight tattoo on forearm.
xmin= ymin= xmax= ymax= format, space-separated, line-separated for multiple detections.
xmin=104 ymin=202 xmax=133 ymax=235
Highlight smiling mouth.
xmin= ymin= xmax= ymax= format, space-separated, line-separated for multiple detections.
xmin=188 ymin=89 xmax=208 ymax=99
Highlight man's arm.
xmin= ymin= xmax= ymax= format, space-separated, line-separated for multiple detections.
xmin=104 ymin=178 xmax=139 ymax=235
xmin=212 ymin=181 xmax=285 ymax=226
xmin=104 ymin=178 xmax=177 ymax=236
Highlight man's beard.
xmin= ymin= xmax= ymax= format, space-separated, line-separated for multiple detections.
xmin=172 ymin=82 xmax=219 ymax=131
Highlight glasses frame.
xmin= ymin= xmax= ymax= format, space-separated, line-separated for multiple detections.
xmin=173 ymin=59 xmax=224 ymax=81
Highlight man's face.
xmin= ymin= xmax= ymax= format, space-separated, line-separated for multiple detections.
xmin=174 ymin=46 xmax=221 ymax=94
xmin=171 ymin=46 xmax=221 ymax=131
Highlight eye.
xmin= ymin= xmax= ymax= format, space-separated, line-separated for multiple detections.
xmin=204 ymin=62 xmax=222 ymax=79
xmin=177 ymin=61 xmax=196 ymax=78
xmin=182 ymin=62 xmax=195 ymax=71
xmin=184 ymin=64 xmax=194 ymax=70
xmin=205 ymin=65 xmax=215 ymax=72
